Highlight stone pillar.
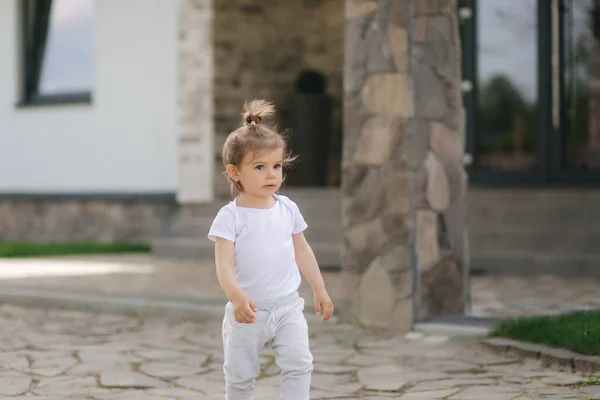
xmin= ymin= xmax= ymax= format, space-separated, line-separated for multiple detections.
xmin=341 ymin=0 xmax=467 ymax=332
xmin=177 ymin=0 xmax=214 ymax=204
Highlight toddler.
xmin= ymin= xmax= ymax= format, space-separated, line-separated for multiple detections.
xmin=208 ymin=99 xmax=334 ymax=400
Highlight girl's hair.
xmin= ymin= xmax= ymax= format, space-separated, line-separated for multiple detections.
xmin=222 ymin=99 xmax=296 ymax=196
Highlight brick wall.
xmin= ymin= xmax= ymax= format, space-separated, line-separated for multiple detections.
xmin=212 ymin=0 xmax=344 ymax=197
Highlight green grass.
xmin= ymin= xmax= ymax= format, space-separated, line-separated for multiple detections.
xmin=0 ymin=241 xmax=151 ymax=258
xmin=490 ymin=310 xmax=600 ymax=356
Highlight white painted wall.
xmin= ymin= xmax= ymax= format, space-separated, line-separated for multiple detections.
xmin=0 ymin=0 xmax=181 ymax=194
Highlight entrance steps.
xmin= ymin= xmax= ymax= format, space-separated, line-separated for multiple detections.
xmin=151 ymin=188 xmax=342 ymax=268
xmin=152 ymin=187 xmax=600 ymax=277
xmin=468 ymin=188 xmax=600 ymax=277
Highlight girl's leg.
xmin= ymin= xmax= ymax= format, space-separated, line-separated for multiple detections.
xmin=222 ymin=304 xmax=268 ymax=400
xmin=271 ymin=298 xmax=313 ymax=400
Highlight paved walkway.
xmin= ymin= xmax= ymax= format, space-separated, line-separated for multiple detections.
xmin=1 ymin=254 xmax=599 ymax=319
xmin=471 ymin=274 xmax=600 ymax=318
xmin=0 ymin=304 xmax=593 ymax=399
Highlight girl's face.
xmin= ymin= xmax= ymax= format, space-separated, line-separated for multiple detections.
xmin=231 ymin=147 xmax=284 ymax=199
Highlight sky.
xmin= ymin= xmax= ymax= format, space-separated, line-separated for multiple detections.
xmin=38 ymin=0 xmax=94 ymax=94
xmin=477 ymin=0 xmax=593 ymax=103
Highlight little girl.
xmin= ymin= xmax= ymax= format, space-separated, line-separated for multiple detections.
xmin=208 ymin=99 xmax=334 ymax=400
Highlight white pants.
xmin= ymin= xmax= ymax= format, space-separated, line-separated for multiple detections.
xmin=222 ymin=292 xmax=313 ymax=400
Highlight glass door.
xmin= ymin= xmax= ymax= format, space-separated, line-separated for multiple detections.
xmin=474 ymin=0 xmax=540 ymax=173
xmin=459 ymin=0 xmax=552 ymax=185
xmin=460 ymin=0 xmax=600 ymax=185
xmin=555 ymin=0 xmax=600 ymax=179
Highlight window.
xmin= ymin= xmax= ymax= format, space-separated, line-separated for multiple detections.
xmin=21 ymin=0 xmax=94 ymax=106
xmin=560 ymin=0 xmax=600 ymax=171
xmin=475 ymin=0 xmax=539 ymax=172
xmin=461 ymin=0 xmax=600 ymax=185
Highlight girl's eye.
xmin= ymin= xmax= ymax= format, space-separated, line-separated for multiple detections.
xmin=274 ymin=164 xmax=282 ymax=169
xmin=255 ymin=165 xmax=264 ymax=170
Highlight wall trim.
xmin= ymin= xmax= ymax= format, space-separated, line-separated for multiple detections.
xmin=0 ymin=192 xmax=178 ymax=203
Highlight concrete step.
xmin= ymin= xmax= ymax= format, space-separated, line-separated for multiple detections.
xmin=469 ymin=229 xmax=600 ymax=255
xmin=151 ymin=237 xmax=341 ymax=269
xmin=153 ymin=188 xmax=342 ymax=267
xmin=170 ymin=218 xmax=342 ymax=244
xmin=469 ymin=188 xmax=600 ymax=207
xmin=468 ymin=207 xmax=600 ymax=229
xmin=468 ymin=189 xmax=600 ymax=228
xmin=153 ymin=188 xmax=600 ymax=277
xmin=468 ymin=188 xmax=600 ymax=276
xmin=170 ymin=189 xmax=341 ymax=234
xmin=471 ymin=250 xmax=600 ymax=278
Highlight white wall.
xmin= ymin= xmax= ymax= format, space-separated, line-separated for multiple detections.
xmin=0 ymin=0 xmax=179 ymax=194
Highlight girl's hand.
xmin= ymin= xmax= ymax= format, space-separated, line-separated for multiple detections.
xmin=232 ymin=294 xmax=257 ymax=324
xmin=314 ymin=288 xmax=334 ymax=322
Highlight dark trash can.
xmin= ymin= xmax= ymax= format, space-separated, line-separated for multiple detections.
xmin=289 ymin=70 xmax=332 ymax=186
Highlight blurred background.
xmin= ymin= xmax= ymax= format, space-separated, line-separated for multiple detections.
xmin=0 ymin=0 xmax=600 ymax=326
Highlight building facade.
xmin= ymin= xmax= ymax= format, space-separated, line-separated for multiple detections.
xmin=1 ymin=0 xmax=599 ymax=330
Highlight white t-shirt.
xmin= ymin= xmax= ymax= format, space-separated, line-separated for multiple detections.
xmin=207 ymin=194 xmax=308 ymax=303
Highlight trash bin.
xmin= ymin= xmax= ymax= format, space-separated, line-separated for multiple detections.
xmin=289 ymin=70 xmax=332 ymax=186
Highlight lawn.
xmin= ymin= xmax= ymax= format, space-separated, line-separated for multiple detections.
xmin=490 ymin=310 xmax=600 ymax=356
xmin=0 ymin=241 xmax=151 ymax=258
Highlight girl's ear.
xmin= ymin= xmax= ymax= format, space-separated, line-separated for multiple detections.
xmin=225 ymin=164 xmax=239 ymax=182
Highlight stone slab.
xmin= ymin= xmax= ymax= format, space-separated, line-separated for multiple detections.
xmin=0 ymin=303 xmax=587 ymax=399
xmin=483 ymin=337 xmax=600 ymax=374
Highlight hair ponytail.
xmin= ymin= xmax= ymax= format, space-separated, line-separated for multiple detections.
xmin=242 ymin=100 xmax=275 ymax=128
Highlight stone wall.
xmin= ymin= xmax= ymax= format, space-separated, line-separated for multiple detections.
xmin=340 ymin=0 xmax=467 ymax=331
xmin=212 ymin=0 xmax=345 ymax=197
xmin=0 ymin=198 xmax=178 ymax=243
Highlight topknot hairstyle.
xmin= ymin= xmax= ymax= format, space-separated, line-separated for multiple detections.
xmin=243 ymin=99 xmax=274 ymax=127
xmin=222 ymin=99 xmax=296 ymax=196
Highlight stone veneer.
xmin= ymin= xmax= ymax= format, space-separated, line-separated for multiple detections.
xmin=341 ymin=0 xmax=467 ymax=331
xmin=0 ymin=198 xmax=177 ymax=242
xmin=212 ymin=0 xmax=345 ymax=196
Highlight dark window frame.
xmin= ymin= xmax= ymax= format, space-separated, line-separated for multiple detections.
xmin=459 ymin=0 xmax=600 ymax=187
xmin=19 ymin=0 xmax=92 ymax=107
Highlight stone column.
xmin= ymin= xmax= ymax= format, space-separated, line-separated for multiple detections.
xmin=341 ymin=0 xmax=467 ymax=332
xmin=177 ymin=0 xmax=214 ymax=204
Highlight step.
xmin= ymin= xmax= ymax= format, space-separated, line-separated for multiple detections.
xmin=469 ymin=188 xmax=600 ymax=207
xmin=171 ymin=190 xmax=341 ymax=232
xmin=155 ymin=188 xmax=600 ymax=277
xmin=470 ymin=250 xmax=600 ymax=278
xmin=468 ymin=207 xmax=600 ymax=229
xmin=469 ymin=229 xmax=600 ymax=255
xmin=170 ymin=218 xmax=342 ymax=244
xmin=151 ymin=237 xmax=341 ymax=268
xmin=468 ymin=189 xmax=600 ymax=228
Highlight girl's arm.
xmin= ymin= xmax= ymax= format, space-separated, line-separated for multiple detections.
xmin=293 ymin=233 xmax=325 ymax=290
xmin=293 ymin=232 xmax=334 ymax=321
xmin=215 ymin=237 xmax=256 ymax=323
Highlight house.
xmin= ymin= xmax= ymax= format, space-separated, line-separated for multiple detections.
xmin=1 ymin=0 xmax=599 ymax=331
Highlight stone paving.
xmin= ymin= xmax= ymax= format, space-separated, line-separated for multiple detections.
xmin=470 ymin=274 xmax=600 ymax=318
xmin=0 ymin=304 xmax=595 ymax=400
xmin=1 ymin=255 xmax=600 ymax=319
